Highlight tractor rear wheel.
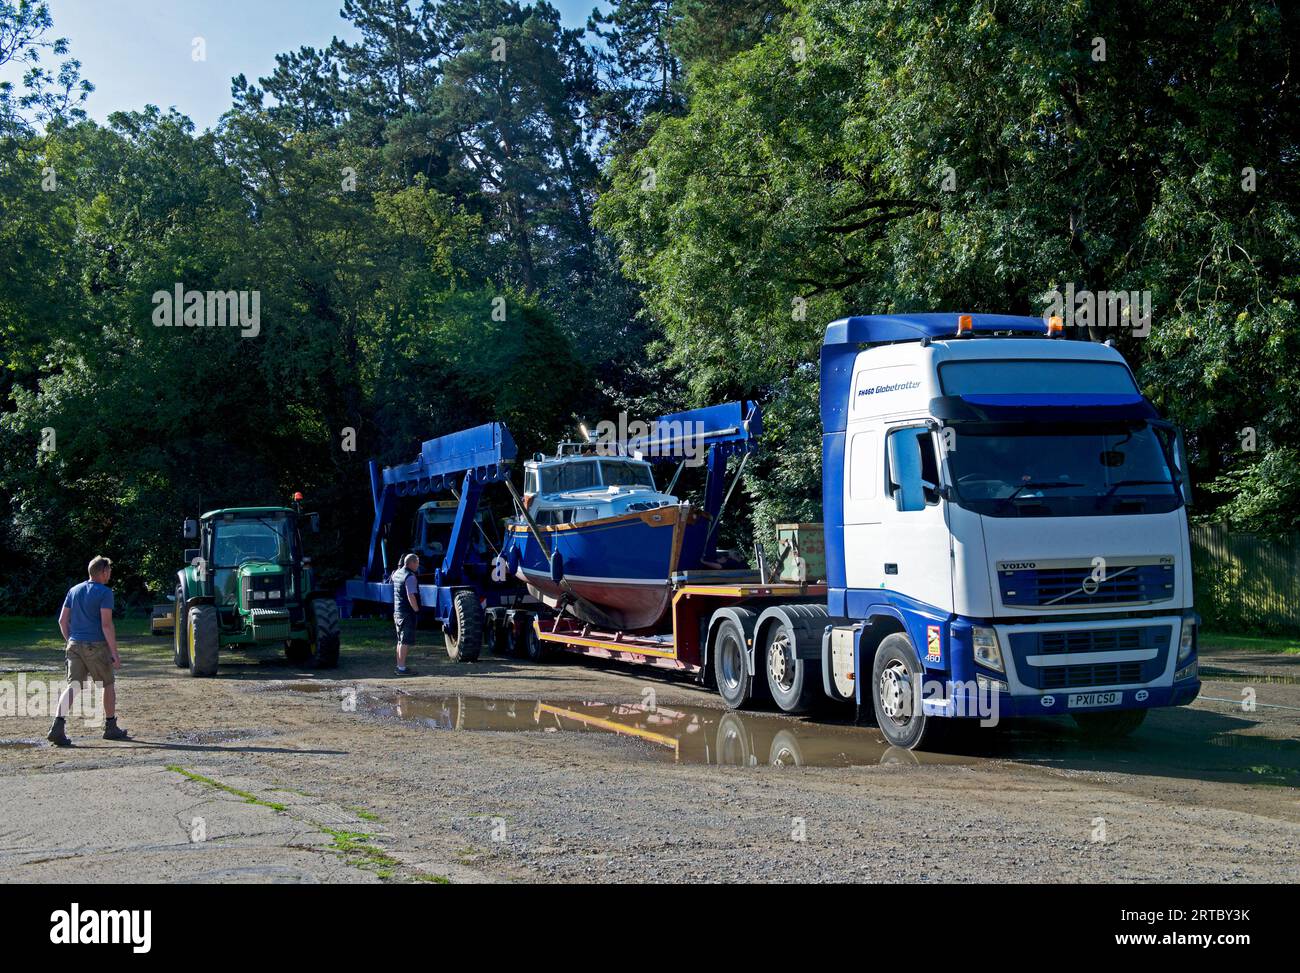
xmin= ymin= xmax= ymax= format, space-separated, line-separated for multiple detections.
xmin=173 ymin=586 xmax=190 ymax=669
xmin=188 ymin=604 xmax=219 ymax=678
xmin=309 ymin=599 xmax=341 ymax=669
xmin=443 ymin=590 xmax=482 ymax=662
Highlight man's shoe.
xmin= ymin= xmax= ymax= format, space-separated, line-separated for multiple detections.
xmin=47 ymin=718 xmax=73 ymax=747
xmin=103 ymin=721 xmax=130 ymax=741
xmin=395 ymin=666 xmax=417 ymax=676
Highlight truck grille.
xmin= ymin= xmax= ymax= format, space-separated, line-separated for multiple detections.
xmin=1000 ymin=563 xmax=1174 ymax=607
xmin=1008 ymin=626 xmax=1171 ymax=690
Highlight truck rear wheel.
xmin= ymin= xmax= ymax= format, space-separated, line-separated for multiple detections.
xmin=1073 ymin=708 xmax=1147 ymax=740
xmin=173 ymin=587 xmax=190 ymax=668
xmin=871 ymin=633 xmax=932 ymax=749
xmin=712 ymin=618 xmax=754 ymax=710
xmin=188 ymin=604 xmax=219 ymax=678
xmin=309 ymin=598 xmax=341 ymax=669
xmin=444 ymin=590 xmax=482 ymax=662
xmin=763 ymin=620 xmax=820 ymax=714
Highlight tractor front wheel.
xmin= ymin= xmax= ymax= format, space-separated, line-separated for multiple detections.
xmin=309 ymin=598 xmax=341 ymax=669
xmin=188 ymin=604 xmax=219 ymax=678
xmin=443 ymin=590 xmax=482 ymax=663
xmin=173 ymin=587 xmax=190 ymax=669
xmin=285 ymin=639 xmax=312 ymax=664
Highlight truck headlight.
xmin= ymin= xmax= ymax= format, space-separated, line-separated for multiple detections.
xmin=1178 ymin=613 xmax=1198 ymax=662
xmin=972 ymin=626 xmax=1004 ymax=673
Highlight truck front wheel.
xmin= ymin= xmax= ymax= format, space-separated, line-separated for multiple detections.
xmin=1073 ymin=708 xmax=1147 ymax=740
xmin=871 ymin=633 xmax=932 ymax=750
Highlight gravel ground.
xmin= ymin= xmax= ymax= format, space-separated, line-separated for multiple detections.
xmin=1 ymin=622 xmax=1297 ymax=883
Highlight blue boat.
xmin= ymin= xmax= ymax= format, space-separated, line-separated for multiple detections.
xmin=505 ymin=403 xmax=763 ymax=631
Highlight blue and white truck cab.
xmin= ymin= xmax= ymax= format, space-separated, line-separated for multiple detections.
xmin=820 ymin=313 xmax=1201 ymax=747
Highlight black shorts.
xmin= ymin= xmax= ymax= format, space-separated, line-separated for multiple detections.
xmin=395 ymin=614 xmax=418 ymax=645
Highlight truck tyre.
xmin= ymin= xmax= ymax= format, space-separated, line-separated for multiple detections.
xmin=1073 ymin=708 xmax=1147 ymax=740
xmin=444 ymin=590 xmax=482 ymax=662
xmin=712 ymin=617 xmax=754 ymax=710
xmin=871 ymin=633 xmax=932 ymax=750
xmin=762 ymin=619 xmax=820 ymax=714
xmin=188 ymin=604 xmax=219 ymax=678
xmin=173 ymin=586 xmax=190 ymax=668
xmin=309 ymin=598 xmax=341 ymax=669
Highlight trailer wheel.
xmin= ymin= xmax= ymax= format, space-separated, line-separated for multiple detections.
xmin=871 ymin=633 xmax=932 ymax=749
xmin=521 ymin=626 xmax=548 ymax=663
xmin=763 ymin=620 xmax=820 ymax=714
xmin=712 ymin=618 xmax=753 ymax=710
xmin=188 ymin=604 xmax=219 ymax=678
xmin=1073 ymin=708 xmax=1147 ymax=740
xmin=443 ymin=590 xmax=482 ymax=662
xmin=173 ymin=586 xmax=190 ymax=668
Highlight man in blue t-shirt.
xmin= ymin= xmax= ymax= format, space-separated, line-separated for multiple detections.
xmin=47 ymin=555 xmax=130 ymax=746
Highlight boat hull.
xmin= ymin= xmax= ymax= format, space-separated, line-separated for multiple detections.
xmin=507 ymin=504 xmax=708 ymax=631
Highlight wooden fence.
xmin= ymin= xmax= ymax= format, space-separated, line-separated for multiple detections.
xmin=1190 ymin=524 xmax=1300 ymax=634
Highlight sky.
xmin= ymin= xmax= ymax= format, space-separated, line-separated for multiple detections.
xmin=4 ymin=0 xmax=598 ymax=131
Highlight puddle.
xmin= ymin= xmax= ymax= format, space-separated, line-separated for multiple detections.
xmin=346 ymin=691 xmax=970 ymax=769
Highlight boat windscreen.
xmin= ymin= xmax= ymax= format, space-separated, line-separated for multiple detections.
xmin=599 ymin=460 xmax=656 ymax=489
xmin=539 ymin=461 xmax=601 ymax=493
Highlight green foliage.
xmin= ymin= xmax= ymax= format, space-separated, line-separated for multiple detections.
xmin=598 ymin=0 xmax=1300 ymax=537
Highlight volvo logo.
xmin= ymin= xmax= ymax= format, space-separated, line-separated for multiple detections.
xmin=1082 ymin=576 xmax=1100 ymax=595
xmin=1040 ymin=695 xmax=1056 ymax=707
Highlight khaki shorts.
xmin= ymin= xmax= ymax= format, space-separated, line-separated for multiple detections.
xmin=67 ymin=640 xmax=114 ymax=687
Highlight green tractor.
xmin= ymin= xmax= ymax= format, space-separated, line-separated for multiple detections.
xmin=172 ymin=505 xmax=340 ymax=677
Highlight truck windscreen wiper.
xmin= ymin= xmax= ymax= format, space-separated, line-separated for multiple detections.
xmin=1004 ymin=481 xmax=1084 ymax=501
xmin=1098 ymin=479 xmax=1175 ymax=501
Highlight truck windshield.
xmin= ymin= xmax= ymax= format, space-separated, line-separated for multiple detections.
xmin=213 ymin=517 xmax=295 ymax=566
xmin=945 ymin=422 xmax=1180 ymax=517
xmin=939 ymin=359 xmax=1138 ymax=394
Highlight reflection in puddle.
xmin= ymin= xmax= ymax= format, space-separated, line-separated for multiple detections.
xmin=354 ymin=692 xmax=970 ymax=769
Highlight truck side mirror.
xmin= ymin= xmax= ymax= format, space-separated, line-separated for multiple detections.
xmin=308 ymin=513 xmax=320 ymax=533
xmin=184 ymin=548 xmax=201 ymax=564
xmin=887 ymin=429 xmax=928 ymax=512
xmin=183 ymin=518 xmax=198 ymax=540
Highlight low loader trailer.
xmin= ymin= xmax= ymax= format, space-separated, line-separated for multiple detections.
xmin=351 ymin=313 xmax=1201 ymax=750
